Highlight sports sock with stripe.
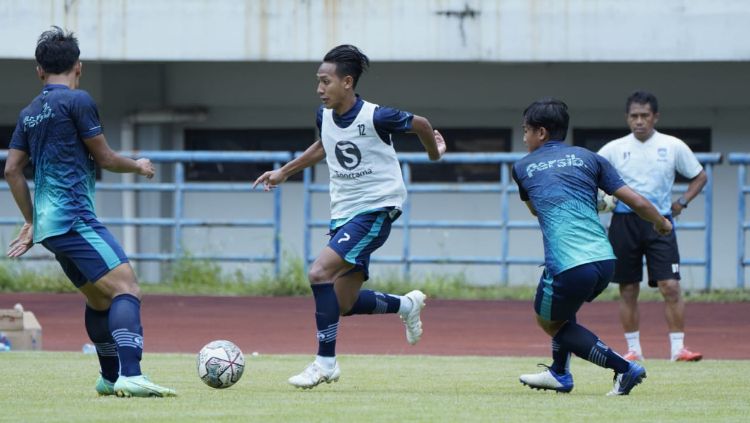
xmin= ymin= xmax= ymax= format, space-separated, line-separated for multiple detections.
xmin=553 ymin=321 xmax=629 ymax=373
xmin=669 ymin=332 xmax=685 ymax=358
xmin=108 ymin=294 xmax=143 ymax=377
xmin=312 ymin=283 xmax=340 ymax=357
xmin=84 ymin=305 xmax=119 ymax=382
xmin=625 ymin=331 xmax=642 ymax=355
xmin=550 ymin=339 xmax=571 ymax=375
xmin=343 ymin=290 xmax=401 ymax=316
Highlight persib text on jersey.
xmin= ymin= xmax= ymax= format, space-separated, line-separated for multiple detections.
xmin=526 ymin=154 xmax=585 ymax=178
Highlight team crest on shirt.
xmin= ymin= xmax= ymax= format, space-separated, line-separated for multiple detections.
xmin=623 ymin=151 xmax=630 ymax=161
xmin=335 ymin=141 xmax=362 ymax=170
xmin=657 ymin=148 xmax=668 ymax=162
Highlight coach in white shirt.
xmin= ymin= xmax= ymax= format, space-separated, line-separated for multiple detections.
xmin=598 ymin=91 xmax=707 ymax=363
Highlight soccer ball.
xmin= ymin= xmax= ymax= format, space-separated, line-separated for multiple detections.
xmin=597 ymin=189 xmax=617 ymax=213
xmin=197 ymin=340 xmax=245 ymax=389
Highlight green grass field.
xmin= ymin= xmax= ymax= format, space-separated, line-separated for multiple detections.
xmin=0 ymin=353 xmax=747 ymax=422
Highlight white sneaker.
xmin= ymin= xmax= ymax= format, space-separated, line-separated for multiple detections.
xmin=288 ymin=361 xmax=341 ymax=389
xmin=519 ymin=367 xmax=574 ymax=393
xmin=400 ymin=290 xmax=426 ymax=345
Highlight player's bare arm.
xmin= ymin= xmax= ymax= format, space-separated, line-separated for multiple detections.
xmin=83 ymin=134 xmax=155 ymax=178
xmin=613 ymin=185 xmax=672 ymax=235
xmin=4 ymin=148 xmax=35 ymax=257
xmin=671 ymin=170 xmax=707 ymax=217
xmin=410 ymin=115 xmax=446 ymax=161
xmin=253 ymin=140 xmax=325 ymax=191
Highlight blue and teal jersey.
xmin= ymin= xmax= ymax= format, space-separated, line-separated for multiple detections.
xmin=512 ymin=141 xmax=625 ymax=276
xmin=9 ymin=84 xmax=102 ymax=243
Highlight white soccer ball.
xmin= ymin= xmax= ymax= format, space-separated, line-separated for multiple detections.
xmin=197 ymin=340 xmax=245 ymax=389
xmin=597 ymin=189 xmax=617 ymax=213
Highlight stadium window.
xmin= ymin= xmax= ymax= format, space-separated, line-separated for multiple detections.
xmin=572 ymin=128 xmax=711 ymax=183
xmin=392 ymin=128 xmax=512 ymax=182
xmin=183 ymin=129 xmax=317 ymax=181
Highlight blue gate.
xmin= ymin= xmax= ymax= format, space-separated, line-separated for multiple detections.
xmin=728 ymin=153 xmax=750 ymax=288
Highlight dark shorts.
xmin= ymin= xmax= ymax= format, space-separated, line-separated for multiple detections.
xmin=534 ymin=260 xmax=615 ymax=322
xmin=609 ymin=213 xmax=681 ymax=287
xmin=41 ymin=218 xmax=129 ymax=288
xmin=328 ymin=210 xmax=394 ymax=281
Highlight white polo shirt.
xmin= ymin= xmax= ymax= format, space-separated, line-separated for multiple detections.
xmin=598 ymin=130 xmax=703 ymax=215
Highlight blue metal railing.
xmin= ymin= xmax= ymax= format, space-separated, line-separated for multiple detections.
xmin=0 ymin=150 xmax=291 ymax=277
xmin=303 ymin=152 xmax=722 ymax=287
xmin=729 ymin=153 xmax=750 ymax=288
xmin=2 ymin=150 xmax=722 ymax=285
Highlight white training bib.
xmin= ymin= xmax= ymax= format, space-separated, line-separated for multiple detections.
xmin=598 ymin=130 xmax=703 ymax=215
xmin=321 ymin=101 xmax=407 ymax=219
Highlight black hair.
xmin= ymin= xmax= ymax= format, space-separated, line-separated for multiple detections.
xmin=35 ymin=26 xmax=80 ymax=74
xmin=626 ymin=90 xmax=659 ymax=114
xmin=323 ymin=44 xmax=370 ymax=88
xmin=523 ymin=98 xmax=570 ymax=141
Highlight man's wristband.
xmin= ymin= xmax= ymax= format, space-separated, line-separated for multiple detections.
xmin=677 ymin=196 xmax=689 ymax=208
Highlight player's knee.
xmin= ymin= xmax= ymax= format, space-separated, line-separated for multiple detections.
xmin=619 ymin=283 xmax=640 ymax=301
xmin=536 ymin=315 xmax=564 ymax=337
xmin=660 ymin=283 xmax=681 ymax=303
xmin=307 ymin=265 xmax=330 ymax=284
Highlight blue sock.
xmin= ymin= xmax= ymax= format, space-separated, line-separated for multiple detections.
xmin=550 ymin=339 xmax=571 ymax=375
xmin=343 ymin=290 xmax=401 ymax=316
xmin=312 ymin=284 xmax=339 ymax=357
xmin=553 ymin=321 xmax=629 ymax=373
xmin=84 ymin=305 xmax=119 ymax=383
xmin=108 ymin=294 xmax=143 ymax=377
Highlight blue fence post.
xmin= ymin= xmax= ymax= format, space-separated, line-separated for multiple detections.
xmin=173 ymin=161 xmax=185 ymax=260
xmin=739 ymin=163 xmax=746 ymax=288
xmin=500 ymin=163 xmax=510 ymax=286
xmin=401 ymin=162 xmax=412 ymax=280
xmin=303 ymin=167 xmax=312 ymax=277
xmin=703 ymin=163 xmax=714 ymax=290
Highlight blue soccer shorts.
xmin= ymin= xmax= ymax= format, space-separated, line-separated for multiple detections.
xmin=327 ymin=210 xmax=395 ymax=281
xmin=41 ymin=218 xmax=129 ymax=288
xmin=534 ymin=259 xmax=616 ymax=322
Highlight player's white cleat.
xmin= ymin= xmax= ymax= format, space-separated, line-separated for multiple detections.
xmin=288 ymin=361 xmax=341 ymax=389
xmin=400 ymin=290 xmax=426 ymax=345
xmin=519 ymin=367 xmax=574 ymax=393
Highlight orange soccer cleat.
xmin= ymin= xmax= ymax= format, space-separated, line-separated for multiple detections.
xmin=671 ymin=348 xmax=703 ymax=362
xmin=623 ymin=350 xmax=644 ymax=362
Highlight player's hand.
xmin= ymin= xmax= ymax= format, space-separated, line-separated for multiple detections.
xmin=430 ymin=129 xmax=447 ymax=161
xmin=253 ymin=169 xmax=288 ymax=191
xmin=135 ymin=158 xmax=155 ymax=179
xmin=7 ymin=223 xmax=33 ymax=258
xmin=671 ymin=201 xmax=685 ymax=218
xmin=654 ymin=216 xmax=673 ymax=236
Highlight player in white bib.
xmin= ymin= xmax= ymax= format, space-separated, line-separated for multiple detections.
xmin=254 ymin=45 xmax=446 ymax=388
xmin=598 ymin=91 xmax=707 ymax=362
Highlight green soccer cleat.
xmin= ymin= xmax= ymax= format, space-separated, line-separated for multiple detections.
xmin=95 ymin=375 xmax=116 ymax=396
xmin=113 ymin=375 xmax=176 ymax=398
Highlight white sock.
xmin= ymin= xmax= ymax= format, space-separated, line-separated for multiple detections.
xmin=315 ymin=355 xmax=336 ymax=369
xmin=397 ymin=295 xmax=413 ymax=316
xmin=670 ymin=332 xmax=685 ymax=358
xmin=624 ymin=331 xmax=642 ymax=355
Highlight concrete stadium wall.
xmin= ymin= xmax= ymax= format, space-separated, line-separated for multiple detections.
xmin=1 ymin=0 xmax=749 ymax=62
